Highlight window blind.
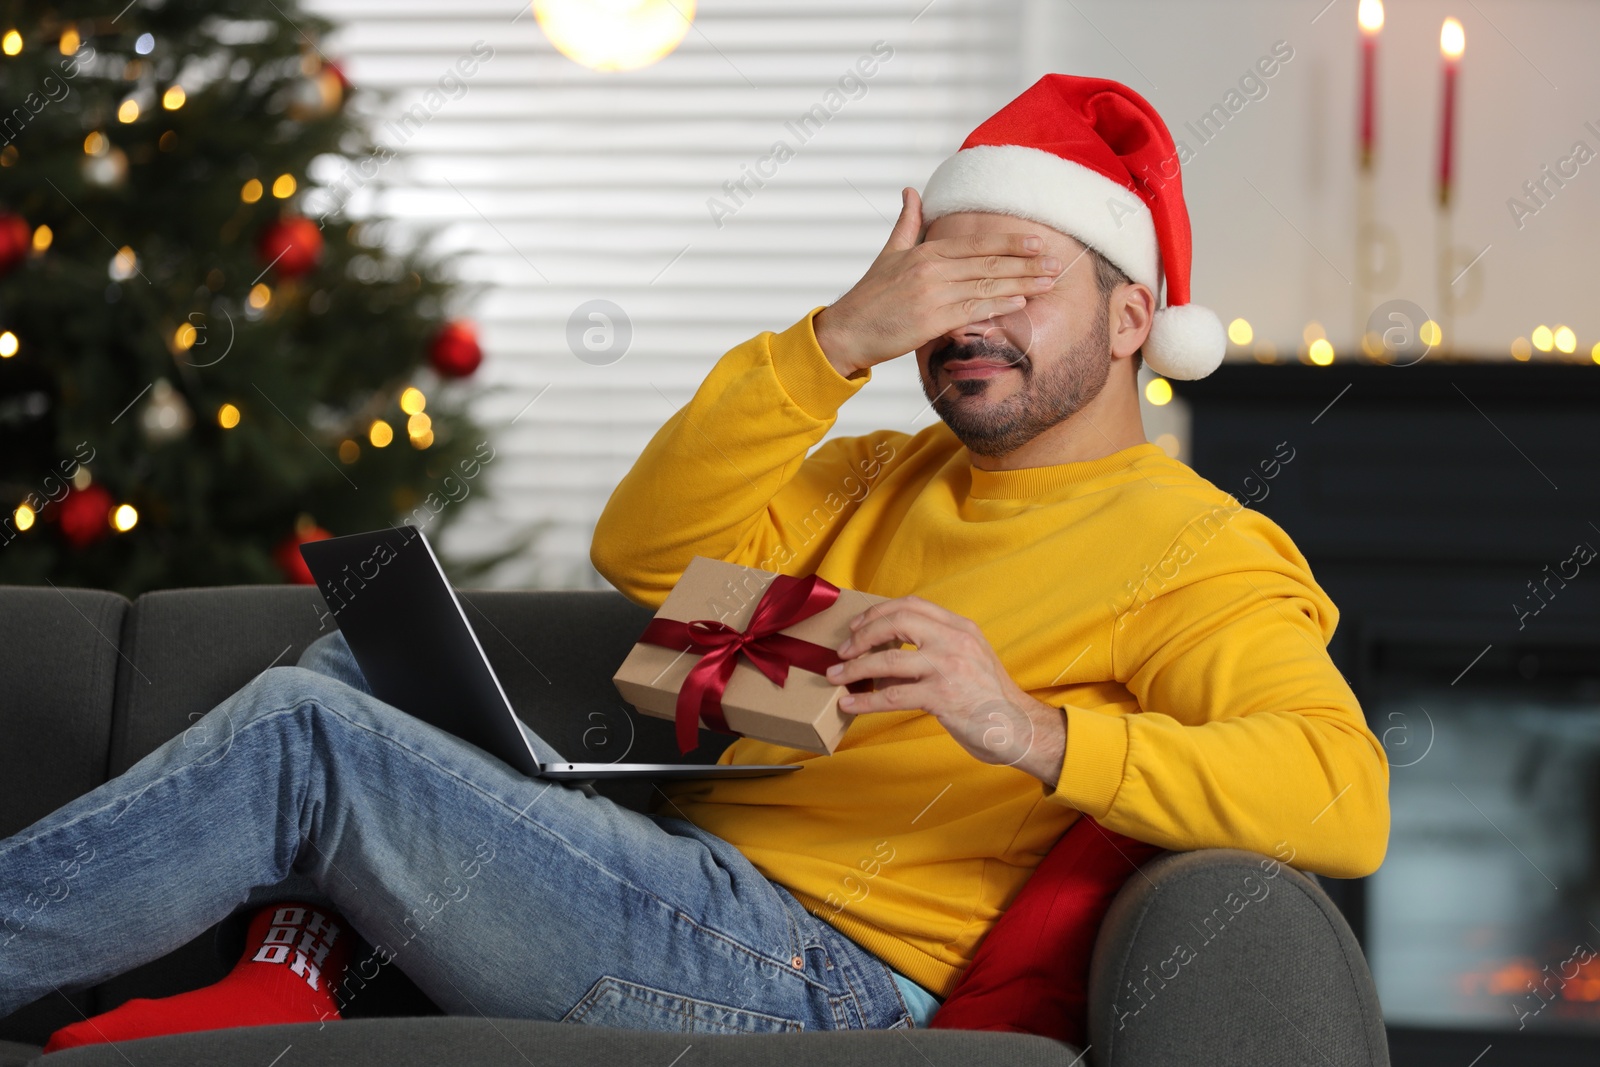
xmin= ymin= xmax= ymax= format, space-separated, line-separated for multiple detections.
xmin=305 ymin=0 xmax=1025 ymax=589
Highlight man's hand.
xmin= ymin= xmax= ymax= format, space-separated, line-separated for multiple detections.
xmin=813 ymin=187 xmax=1062 ymax=379
xmin=823 ymin=594 xmax=1067 ymax=788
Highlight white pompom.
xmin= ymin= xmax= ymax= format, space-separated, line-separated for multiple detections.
xmin=1143 ymin=304 xmax=1226 ymax=381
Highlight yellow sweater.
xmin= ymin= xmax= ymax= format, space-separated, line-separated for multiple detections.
xmin=590 ymin=307 xmax=1391 ymax=998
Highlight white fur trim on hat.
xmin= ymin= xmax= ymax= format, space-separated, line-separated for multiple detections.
xmin=1144 ymin=304 xmax=1225 ymax=380
xmin=921 ymin=144 xmax=1161 ymax=293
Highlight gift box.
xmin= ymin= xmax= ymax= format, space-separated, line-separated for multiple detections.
xmin=612 ymin=556 xmax=892 ymax=755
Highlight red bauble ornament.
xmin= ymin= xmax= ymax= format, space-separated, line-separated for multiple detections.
xmin=58 ymin=485 xmax=115 ymax=549
xmin=257 ymin=217 xmax=324 ymax=279
xmin=325 ymin=59 xmax=352 ymax=93
xmin=274 ymin=523 xmax=333 ymax=584
xmin=429 ymin=321 xmax=483 ymax=378
xmin=0 ymin=213 xmax=32 ymax=275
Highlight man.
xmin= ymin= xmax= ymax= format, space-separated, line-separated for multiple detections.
xmin=1 ymin=75 xmax=1387 ymax=1043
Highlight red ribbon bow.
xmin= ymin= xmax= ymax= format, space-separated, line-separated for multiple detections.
xmin=635 ymin=572 xmax=872 ymax=753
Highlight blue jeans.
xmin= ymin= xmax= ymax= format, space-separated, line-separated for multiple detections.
xmin=0 ymin=629 xmax=921 ymax=1031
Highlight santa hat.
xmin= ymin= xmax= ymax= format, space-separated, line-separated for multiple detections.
xmin=920 ymin=75 xmax=1225 ymax=380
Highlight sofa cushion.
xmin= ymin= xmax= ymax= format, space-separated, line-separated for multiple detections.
xmin=0 ymin=585 xmax=127 ymax=1045
xmin=928 ymin=815 xmax=1165 ymax=1046
xmin=22 ymin=1016 xmax=1082 ymax=1066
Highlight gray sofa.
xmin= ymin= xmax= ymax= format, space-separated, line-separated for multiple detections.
xmin=0 ymin=583 xmax=1390 ymax=1066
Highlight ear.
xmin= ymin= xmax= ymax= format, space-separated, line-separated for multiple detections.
xmin=1109 ymin=281 xmax=1155 ymax=362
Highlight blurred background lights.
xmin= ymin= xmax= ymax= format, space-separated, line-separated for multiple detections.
xmin=117 ymin=97 xmax=140 ymax=123
xmin=13 ymin=503 xmax=33 ymax=532
xmin=1531 ymin=325 xmax=1553 ymax=352
xmin=1418 ymin=320 xmax=1442 ymax=347
xmin=217 ymin=403 xmax=241 ymax=429
xmin=174 ymin=323 xmax=197 ymax=350
xmin=1510 ymin=337 xmax=1532 ymax=361
xmin=1309 ymin=339 xmax=1335 ymax=365
xmin=533 ymin=0 xmax=697 ymax=72
xmin=369 ymin=419 xmax=394 ymax=447
xmin=248 ymin=282 xmax=271 ymax=309
xmin=1227 ymin=318 xmax=1253 ymax=346
xmin=400 ymin=386 xmax=426 ymax=414
xmin=109 ymin=246 xmax=138 ymax=280
xmin=272 ymin=173 xmax=297 ymax=198
xmin=1553 ymin=325 xmax=1576 ymax=354
xmin=0 ymin=330 xmax=17 ymax=358
xmin=83 ymin=131 xmax=107 ymax=155
xmin=1154 ymin=432 xmax=1181 ymax=458
xmin=58 ymin=27 xmax=78 ymax=54
xmin=1144 ymin=378 xmax=1173 ymax=405
xmin=112 ymin=504 xmax=138 ymax=532
xmin=32 ymin=224 xmax=51 ymax=251
xmin=240 ymin=178 xmax=263 ymax=203
xmin=2 ymin=30 xmax=21 ymax=56
xmin=135 ymin=33 xmax=154 ymax=55
xmin=162 ymin=85 xmax=186 ymax=110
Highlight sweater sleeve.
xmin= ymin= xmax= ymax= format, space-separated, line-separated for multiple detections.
xmin=1044 ymin=508 xmax=1392 ymax=879
xmin=590 ymin=306 xmax=889 ymax=609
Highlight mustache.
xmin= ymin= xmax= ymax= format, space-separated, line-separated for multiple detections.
xmin=930 ymin=338 xmax=1029 ymax=373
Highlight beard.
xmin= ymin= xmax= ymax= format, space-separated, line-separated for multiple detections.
xmin=920 ymin=303 xmax=1114 ymax=458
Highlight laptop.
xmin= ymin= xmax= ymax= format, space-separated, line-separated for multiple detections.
xmin=299 ymin=524 xmax=802 ymax=783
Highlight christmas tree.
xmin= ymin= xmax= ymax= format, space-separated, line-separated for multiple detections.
xmin=0 ymin=0 xmax=510 ymax=597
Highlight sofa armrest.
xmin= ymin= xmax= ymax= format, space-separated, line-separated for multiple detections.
xmin=1086 ymin=849 xmax=1388 ymax=1067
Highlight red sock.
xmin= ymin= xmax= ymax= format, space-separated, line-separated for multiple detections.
xmin=44 ymin=902 xmax=350 ymax=1053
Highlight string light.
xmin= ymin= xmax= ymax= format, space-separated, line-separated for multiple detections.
xmin=410 ymin=428 xmax=434 ymax=449
xmin=1531 ymin=325 xmax=1553 ymax=352
xmin=1510 ymin=337 xmax=1532 ymax=361
xmin=1154 ymin=432 xmax=1180 ymax=458
xmin=162 ymin=86 xmax=186 ymax=110
xmin=14 ymin=504 xmax=34 ymax=531
xmin=109 ymin=246 xmax=138 ymax=281
xmin=112 ymin=504 xmax=138 ymax=531
xmin=1418 ymin=320 xmax=1442 ymax=347
xmin=217 ymin=403 xmax=240 ymax=428
xmin=32 ymin=224 xmax=51 ymax=252
xmin=369 ymin=420 xmax=394 ymax=447
xmin=2 ymin=31 xmax=22 ymax=56
xmin=117 ymin=97 xmax=139 ymax=123
xmin=247 ymin=283 xmax=271 ymax=309
xmin=58 ymin=27 xmax=78 ymax=54
xmin=0 ymin=331 xmax=17 ymax=358
xmin=1309 ymin=339 xmax=1335 ymax=365
xmin=1591 ymin=342 xmax=1600 ymax=365
xmin=83 ymin=131 xmax=107 ymax=155
xmin=1553 ymin=325 xmax=1576 ymax=354
xmin=174 ymin=323 xmax=197 ymax=350
xmin=271 ymin=173 xmax=296 ymax=198
xmin=338 ymin=439 xmax=360 ymax=464
xmin=1143 ymin=378 xmax=1173 ymax=405
xmin=399 ymin=386 xmax=426 ymax=414
xmin=1227 ymin=318 xmax=1253 ymax=346
xmin=240 ymin=178 xmax=263 ymax=203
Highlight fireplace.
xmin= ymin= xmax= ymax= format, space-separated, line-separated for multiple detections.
xmin=1173 ymin=362 xmax=1600 ymax=1066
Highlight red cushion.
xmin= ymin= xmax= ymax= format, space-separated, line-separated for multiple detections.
xmin=926 ymin=815 xmax=1166 ymax=1046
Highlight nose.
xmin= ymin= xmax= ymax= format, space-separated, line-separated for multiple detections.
xmin=940 ymin=314 xmax=1008 ymax=348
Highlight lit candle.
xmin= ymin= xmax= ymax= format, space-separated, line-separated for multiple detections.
xmin=1358 ymin=0 xmax=1383 ymax=168
xmin=1438 ymin=17 xmax=1465 ymax=206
